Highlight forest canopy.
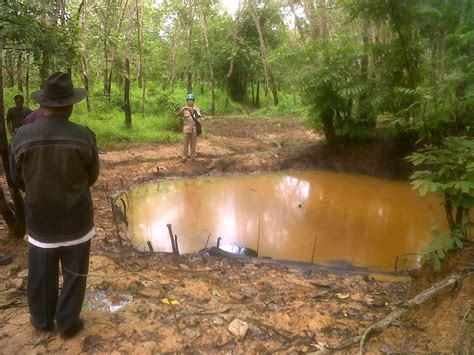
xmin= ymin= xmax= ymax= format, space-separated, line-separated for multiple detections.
xmin=0 ymin=0 xmax=472 ymax=142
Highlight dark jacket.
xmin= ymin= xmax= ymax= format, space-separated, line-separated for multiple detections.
xmin=11 ymin=116 xmax=99 ymax=244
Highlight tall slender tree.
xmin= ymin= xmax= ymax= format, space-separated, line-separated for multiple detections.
xmin=247 ymin=0 xmax=279 ymax=106
xmin=186 ymin=0 xmax=194 ymax=94
xmin=124 ymin=0 xmax=136 ymax=128
xmin=200 ymin=8 xmax=216 ymax=114
xmin=81 ymin=0 xmax=91 ymax=112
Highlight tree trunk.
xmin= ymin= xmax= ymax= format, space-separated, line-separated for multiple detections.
xmin=136 ymin=0 xmax=145 ymax=114
xmin=318 ymin=0 xmax=328 ymax=37
xmin=16 ymin=52 xmax=23 ymax=93
xmin=141 ymin=78 xmax=146 ymax=115
xmin=201 ymin=10 xmax=216 ymax=115
xmin=200 ymin=71 xmax=204 ymax=95
xmin=226 ymin=0 xmax=242 ymax=91
xmin=388 ymin=0 xmax=415 ymax=89
xmin=322 ymin=107 xmax=336 ymax=146
xmin=39 ymin=51 xmax=51 ymax=86
xmin=247 ymin=0 xmax=279 ymax=106
xmin=170 ymin=17 xmax=181 ymax=93
xmin=103 ymin=35 xmax=109 ymax=97
xmin=106 ymin=0 xmax=129 ymax=101
xmin=186 ymin=0 xmax=194 ymax=94
xmin=0 ymin=25 xmax=26 ymax=239
xmin=304 ymin=0 xmax=319 ymax=39
xmin=5 ymin=50 xmax=14 ymax=88
xmin=124 ymin=0 xmax=136 ymax=128
xmin=81 ymin=0 xmax=91 ymax=112
xmin=25 ymin=54 xmax=29 ymax=107
xmin=288 ymin=0 xmax=306 ymax=45
xmin=136 ymin=0 xmax=144 ymax=89
xmin=256 ymin=80 xmax=260 ymax=108
xmin=359 ymin=18 xmax=370 ymax=124
xmin=444 ymin=192 xmax=455 ymax=232
xmin=251 ymin=82 xmax=255 ymax=105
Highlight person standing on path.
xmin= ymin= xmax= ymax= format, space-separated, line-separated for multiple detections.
xmin=178 ymin=93 xmax=202 ymax=162
xmin=10 ymin=72 xmax=99 ymax=338
xmin=6 ymin=95 xmax=32 ymax=135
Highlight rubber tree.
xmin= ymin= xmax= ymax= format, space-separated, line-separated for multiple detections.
xmin=81 ymin=0 xmax=91 ymax=112
xmin=226 ymin=0 xmax=242 ymax=92
xmin=136 ymin=0 xmax=146 ymax=114
xmin=169 ymin=15 xmax=181 ymax=93
xmin=124 ymin=0 xmax=136 ymax=128
xmin=288 ymin=0 xmax=306 ymax=45
xmin=186 ymin=0 xmax=194 ymax=94
xmin=103 ymin=0 xmax=129 ymax=101
xmin=199 ymin=4 xmax=216 ymax=115
xmin=247 ymin=0 xmax=279 ymax=106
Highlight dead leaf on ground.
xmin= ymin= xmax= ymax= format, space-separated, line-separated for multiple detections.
xmin=161 ymin=297 xmax=181 ymax=306
xmin=228 ymin=319 xmax=249 ymax=340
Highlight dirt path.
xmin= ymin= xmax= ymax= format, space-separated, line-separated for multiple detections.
xmin=0 ymin=115 xmax=472 ymax=353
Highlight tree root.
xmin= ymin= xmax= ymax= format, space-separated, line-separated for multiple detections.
xmin=331 ymin=264 xmax=474 ymax=354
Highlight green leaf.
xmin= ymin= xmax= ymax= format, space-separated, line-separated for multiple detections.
xmin=436 ymin=248 xmax=445 ymax=259
xmin=454 ymin=237 xmax=464 ymax=249
xmin=419 ymin=183 xmax=428 ymax=196
xmin=433 ymin=255 xmax=441 ymax=271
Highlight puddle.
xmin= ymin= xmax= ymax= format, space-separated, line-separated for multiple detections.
xmin=117 ymin=171 xmax=446 ymax=271
xmin=83 ymin=291 xmax=133 ymax=313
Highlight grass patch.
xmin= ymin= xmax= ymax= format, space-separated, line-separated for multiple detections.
xmin=73 ymin=110 xmax=181 ymax=148
xmin=2 ymin=83 xmax=306 ymax=148
xmin=251 ymin=92 xmax=307 ymax=118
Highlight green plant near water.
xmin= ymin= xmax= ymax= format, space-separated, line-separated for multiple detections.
xmin=407 ymin=136 xmax=474 ymax=270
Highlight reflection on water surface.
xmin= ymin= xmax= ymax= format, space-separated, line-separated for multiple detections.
xmin=120 ymin=171 xmax=445 ymax=271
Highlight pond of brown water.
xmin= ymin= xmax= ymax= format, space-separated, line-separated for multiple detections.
xmin=120 ymin=171 xmax=445 ymax=271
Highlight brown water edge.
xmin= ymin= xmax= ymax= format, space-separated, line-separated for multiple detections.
xmin=119 ymin=170 xmax=446 ymax=271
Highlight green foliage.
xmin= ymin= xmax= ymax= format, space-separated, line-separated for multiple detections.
xmin=1 ymin=1 xmax=80 ymax=81
xmin=303 ymin=39 xmax=377 ymax=143
xmin=421 ymin=225 xmax=464 ymax=271
xmin=408 ymin=137 xmax=474 ymax=205
xmin=407 ymin=136 xmax=474 ymax=270
xmin=251 ymin=92 xmax=306 ymax=118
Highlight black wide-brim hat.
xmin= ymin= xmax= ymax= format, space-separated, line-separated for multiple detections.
xmin=31 ymin=72 xmax=86 ymax=108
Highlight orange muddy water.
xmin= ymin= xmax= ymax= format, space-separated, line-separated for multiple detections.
xmin=120 ymin=171 xmax=445 ymax=271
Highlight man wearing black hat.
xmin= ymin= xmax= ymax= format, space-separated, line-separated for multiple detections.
xmin=10 ymin=72 xmax=99 ymax=338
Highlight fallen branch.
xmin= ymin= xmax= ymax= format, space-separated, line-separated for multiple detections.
xmin=355 ymin=263 xmax=474 ymax=354
xmin=244 ymin=317 xmax=294 ymax=343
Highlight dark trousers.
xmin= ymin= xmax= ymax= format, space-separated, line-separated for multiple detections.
xmin=28 ymin=240 xmax=91 ymax=332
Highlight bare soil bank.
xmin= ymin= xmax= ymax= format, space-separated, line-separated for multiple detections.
xmin=0 ymin=115 xmax=471 ymax=353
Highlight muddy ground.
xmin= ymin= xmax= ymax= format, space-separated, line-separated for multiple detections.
xmin=0 ymin=115 xmax=472 ymax=354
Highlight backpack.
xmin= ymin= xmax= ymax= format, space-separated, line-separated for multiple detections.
xmin=189 ymin=109 xmax=202 ymax=136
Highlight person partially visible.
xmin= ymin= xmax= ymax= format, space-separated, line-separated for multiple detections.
xmin=11 ymin=72 xmax=99 ymax=338
xmin=178 ymin=93 xmax=202 ymax=162
xmin=23 ymin=106 xmax=45 ymax=125
xmin=6 ymin=95 xmax=32 ymax=135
